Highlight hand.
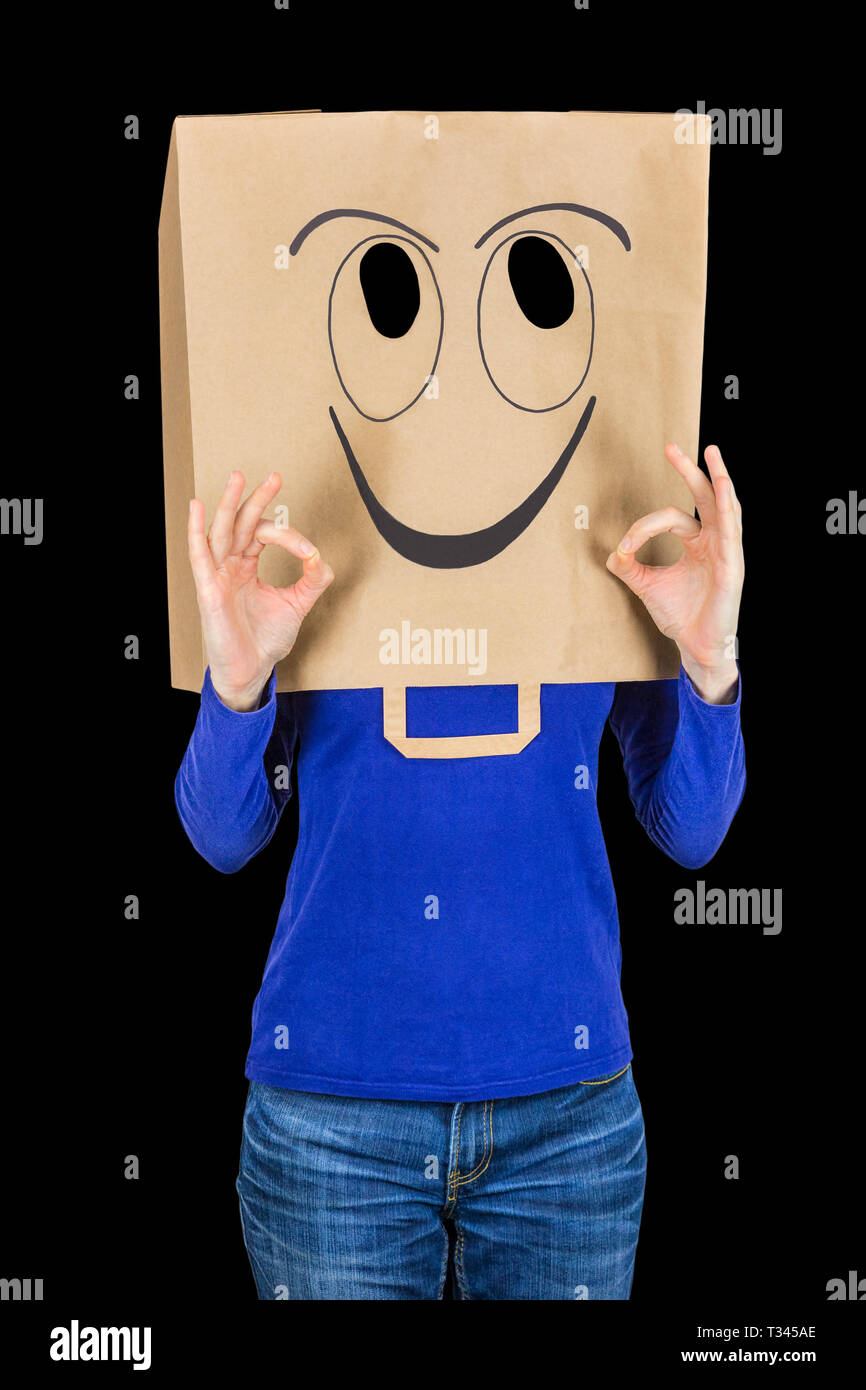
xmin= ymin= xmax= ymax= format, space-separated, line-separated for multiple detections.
xmin=605 ymin=444 xmax=744 ymax=704
xmin=188 ymin=471 xmax=334 ymax=711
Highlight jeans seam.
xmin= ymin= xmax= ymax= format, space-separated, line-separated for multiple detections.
xmin=455 ymin=1099 xmax=494 ymax=1187
xmin=436 ymin=1221 xmax=450 ymax=1300
xmin=447 ymin=1103 xmax=465 ymax=1203
xmin=578 ymin=1063 xmax=631 ymax=1086
xmin=454 ymin=1220 xmax=471 ymax=1299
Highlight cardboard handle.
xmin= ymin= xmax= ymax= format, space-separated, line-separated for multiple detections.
xmin=383 ymin=685 xmax=541 ymax=760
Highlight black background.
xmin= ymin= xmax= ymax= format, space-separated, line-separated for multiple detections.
xmin=2 ymin=0 xmax=861 ymax=1372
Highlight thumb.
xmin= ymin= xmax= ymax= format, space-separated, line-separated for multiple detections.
xmin=605 ymin=540 xmax=649 ymax=596
xmin=286 ymin=556 xmax=335 ymax=618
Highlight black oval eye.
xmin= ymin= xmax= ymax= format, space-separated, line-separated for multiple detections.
xmin=507 ymin=235 xmax=574 ymax=329
xmin=358 ymin=242 xmax=421 ymax=338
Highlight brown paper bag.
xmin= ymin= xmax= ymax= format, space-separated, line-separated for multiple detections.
xmin=159 ymin=109 xmax=710 ymax=756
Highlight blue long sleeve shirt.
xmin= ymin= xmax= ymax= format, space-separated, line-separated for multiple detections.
xmin=175 ymin=666 xmax=745 ymax=1100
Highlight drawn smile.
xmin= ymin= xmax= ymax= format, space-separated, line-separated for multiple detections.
xmin=329 ymin=396 xmax=596 ymax=569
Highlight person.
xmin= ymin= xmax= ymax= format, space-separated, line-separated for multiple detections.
xmin=175 ymin=441 xmax=745 ymax=1300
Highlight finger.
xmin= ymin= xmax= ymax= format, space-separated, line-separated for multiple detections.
xmin=253 ymin=521 xmax=335 ymax=617
xmin=665 ymin=442 xmax=717 ymax=522
xmin=705 ymin=444 xmax=734 ymax=510
xmin=704 ymin=442 xmax=730 ymax=485
xmin=706 ymin=444 xmax=743 ymax=536
xmin=231 ymin=472 xmax=283 ymax=555
xmin=251 ymin=521 xmax=335 ymax=603
xmin=704 ymin=444 xmax=740 ymax=548
xmin=208 ymin=471 xmax=246 ymax=565
xmin=606 ymin=506 xmax=698 ymax=593
xmin=613 ymin=505 xmax=701 ymax=557
xmin=188 ymin=497 xmax=218 ymax=592
xmin=248 ymin=520 xmax=322 ymax=563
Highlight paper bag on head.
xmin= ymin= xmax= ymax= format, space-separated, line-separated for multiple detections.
xmin=159 ymin=109 xmax=710 ymax=758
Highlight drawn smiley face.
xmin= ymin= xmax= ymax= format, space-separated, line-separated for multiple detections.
xmin=290 ymin=203 xmax=630 ymax=569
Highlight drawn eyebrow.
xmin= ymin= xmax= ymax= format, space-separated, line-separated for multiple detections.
xmin=290 ymin=202 xmax=629 ymax=256
xmin=475 ymin=203 xmax=631 ymax=252
xmin=290 ymin=209 xmax=439 ymax=256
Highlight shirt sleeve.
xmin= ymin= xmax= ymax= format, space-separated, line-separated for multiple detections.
xmin=607 ymin=662 xmax=746 ymax=870
xmin=173 ymin=666 xmax=297 ymax=874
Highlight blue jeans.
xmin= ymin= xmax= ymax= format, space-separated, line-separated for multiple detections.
xmin=236 ymin=1063 xmax=646 ymax=1300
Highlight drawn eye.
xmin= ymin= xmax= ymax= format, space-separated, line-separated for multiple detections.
xmin=507 ymin=235 xmax=574 ymax=329
xmin=359 ymin=242 xmax=420 ymax=338
xmin=478 ymin=231 xmax=593 ymax=413
xmin=330 ymin=236 xmax=443 ymax=422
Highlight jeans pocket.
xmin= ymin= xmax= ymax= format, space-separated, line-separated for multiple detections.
xmin=578 ymin=1062 xmax=631 ymax=1087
